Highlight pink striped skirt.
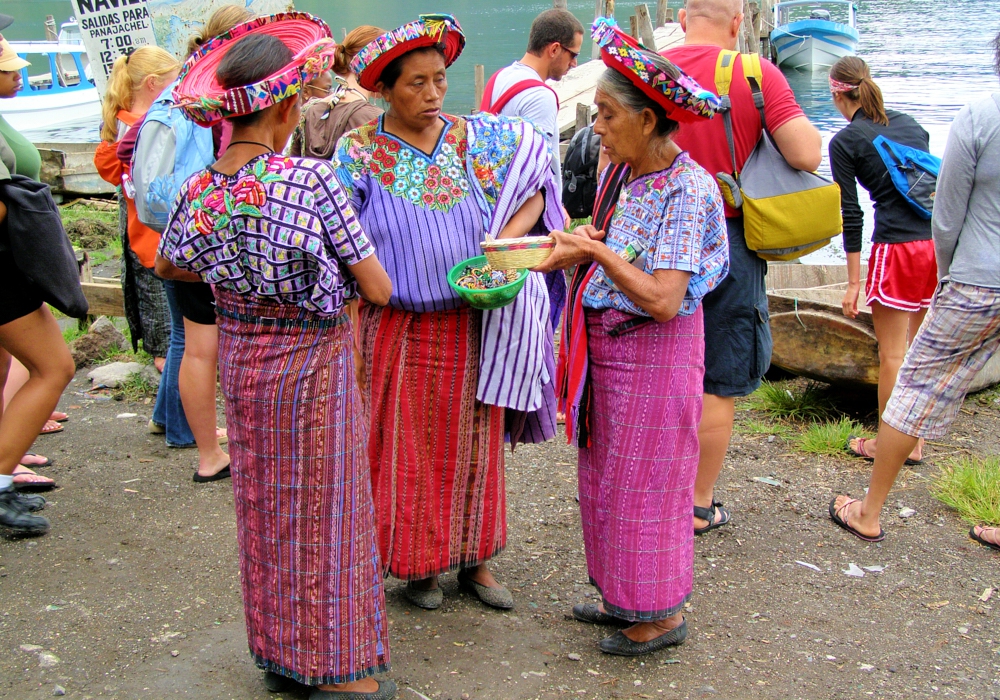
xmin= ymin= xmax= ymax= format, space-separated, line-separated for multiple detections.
xmin=579 ymin=307 xmax=704 ymax=621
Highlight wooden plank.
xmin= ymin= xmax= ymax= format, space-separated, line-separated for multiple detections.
xmin=81 ymin=282 xmax=125 ymax=318
xmin=656 ymin=0 xmax=671 ymax=25
xmin=554 ymin=24 xmax=685 ymax=138
xmin=473 ymin=64 xmax=485 ymax=113
xmin=629 ymin=15 xmax=638 ymax=38
xmin=575 ymin=102 xmax=592 ymax=132
xmin=635 ymin=4 xmax=657 ymax=48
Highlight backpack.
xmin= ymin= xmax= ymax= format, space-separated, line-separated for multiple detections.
xmin=713 ymin=51 xmax=842 ymax=261
xmin=561 ymin=125 xmax=602 ymax=219
xmin=130 ymin=85 xmax=215 ymax=233
xmin=870 ymin=134 xmax=940 ymax=219
xmin=479 ymin=69 xmax=560 ymax=115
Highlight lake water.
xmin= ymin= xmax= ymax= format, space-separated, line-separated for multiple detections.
xmin=3 ymin=0 xmax=998 ymax=261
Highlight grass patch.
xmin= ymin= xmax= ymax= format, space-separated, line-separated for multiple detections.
xmin=797 ymin=418 xmax=863 ymax=456
xmin=62 ymin=325 xmax=85 ymax=345
xmin=112 ymin=372 xmax=158 ymax=403
xmin=736 ymin=417 xmax=793 ymax=438
xmin=87 ymin=238 xmax=123 ymax=267
xmin=932 ymin=456 xmax=1000 ymax=526
xmin=60 ymin=200 xmax=118 ymax=251
xmin=746 ymin=380 xmax=837 ymax=422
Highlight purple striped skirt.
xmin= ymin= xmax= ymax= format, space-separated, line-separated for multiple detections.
xmin=215 ymin=289 xmax=389 ymax=685
xmin=579 ymin=307 xmax=704 ymax=621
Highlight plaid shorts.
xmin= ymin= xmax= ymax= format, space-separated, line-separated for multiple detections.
xmin=883 ymin=281 xmax=1000 ymax=439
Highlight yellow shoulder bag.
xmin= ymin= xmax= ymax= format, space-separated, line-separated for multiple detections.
xmin=713 ymin=51 xmax=842 ymax=262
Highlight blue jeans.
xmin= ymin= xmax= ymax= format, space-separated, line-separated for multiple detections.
xmin=152 ymin=279 xmax=195 ymax=447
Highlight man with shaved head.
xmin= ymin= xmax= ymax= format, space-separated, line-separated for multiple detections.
xmin=664 ymin=0 xmax=822 ymax=534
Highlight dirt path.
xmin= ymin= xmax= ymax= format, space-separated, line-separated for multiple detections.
xmin=1 ymin=369 xmax=997 ymax=699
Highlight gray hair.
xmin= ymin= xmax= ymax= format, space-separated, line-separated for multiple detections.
xmin=595 ymin=50 xmax=680 ymax=137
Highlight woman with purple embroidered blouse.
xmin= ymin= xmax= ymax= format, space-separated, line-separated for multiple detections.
xmin=333 ymin=15 xmax=563 ymax=613
xmin=155 ymin=15 xmax=397 ymax=699
xmin=536 ymin=19 xmax=728 ymax=657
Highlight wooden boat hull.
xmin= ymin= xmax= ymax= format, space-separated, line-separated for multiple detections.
xmin=767 ymin=263 xmax=1000 ymax=391
xmin=36 ymin=142 xmax=113 ymax=198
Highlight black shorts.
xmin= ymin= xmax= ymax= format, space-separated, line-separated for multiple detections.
xmin=173 ymin=281 xmax=216 ymax=325
xmin=702 ymin=217 xmax=772 ymax=397
xmin=0 ymin=249 xmax=44 ymax=326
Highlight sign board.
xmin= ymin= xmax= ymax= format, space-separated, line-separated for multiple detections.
xmin=68 ymin=0 xmax=158 ymax=96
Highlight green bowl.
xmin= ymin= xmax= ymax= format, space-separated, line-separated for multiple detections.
xmin=447 ymin=255 xmax=528 ymax=310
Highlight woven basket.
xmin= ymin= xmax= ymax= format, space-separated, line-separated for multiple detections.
xmin=481 ymin=236 xmax=554 ymax=269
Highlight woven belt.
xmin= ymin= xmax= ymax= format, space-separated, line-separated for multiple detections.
xmin=216 ymin=306 xmax=348 ymax=329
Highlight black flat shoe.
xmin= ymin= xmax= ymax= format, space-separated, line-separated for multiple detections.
xmin=599 ymin=620 xmax=688 ymax=656
xmin=264 ymin=671 xmax=304 ymax=692
xmin=572 ymin=603 xmax=630 ymax=627
xmin=309 ymin=679 xmax=397 ymax=699
xmin=192 ymin=465 xmax=231 ymax=483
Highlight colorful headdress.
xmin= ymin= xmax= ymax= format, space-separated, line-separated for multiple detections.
xmin=592 ymin=17 xmax=719 ymax=123
xmin=352 ymin=14 xmax=465 ymax=92
xmin=174 ymin=12 xmax=336 ymax=128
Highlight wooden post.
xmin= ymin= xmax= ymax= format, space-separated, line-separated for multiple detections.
xmin=629 ymin=15 xmax=638 ymax=38
xmin=655 ymin=0 xmax=669 ymax=26
xmin=634 ymin=4 xmax=657 ymax=48
xmin=665 ymin=8 xmax=675 ymax=22
xmin=741 ymin=1 xmax=760 ymax=54
xmin=473 ymin=64 xmax=485 ymax=113
xmin=44 ymin=15 xmax=58 ymax=41
xmin=553 ymin=0 xmax=569 ymax=7
xmin=592 ymin=0 xmax=604 ymax=59
xmin=575 ymin=102 xmax=591 ymax=134
xmin=606 ymin=0 xmax=616 ymax=18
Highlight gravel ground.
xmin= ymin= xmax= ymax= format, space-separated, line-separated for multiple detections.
xmin=1 ymin=369 xmax=997 ymax=700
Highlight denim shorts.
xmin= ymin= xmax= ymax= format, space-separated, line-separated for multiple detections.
xmin=701 ymin=217 xmax=772 ymax=398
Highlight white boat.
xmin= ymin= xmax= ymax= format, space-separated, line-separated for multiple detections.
xmin=770 ymin=0 xmax=859 ymax=70
xmin=0 ymin=40 xmax=100 ymax=135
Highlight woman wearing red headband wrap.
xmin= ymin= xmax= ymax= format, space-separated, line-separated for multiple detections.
xmin=157 ymin=14 xmax=396 ymax=699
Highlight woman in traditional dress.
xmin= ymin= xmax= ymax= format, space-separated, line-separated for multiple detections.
xmin=334 ymin=14 xmax=563 ymax=611
xmin=156 ymin=14 xmax=395 ymax=698
xmin=536 ymin=18 xmax=728 ymax=656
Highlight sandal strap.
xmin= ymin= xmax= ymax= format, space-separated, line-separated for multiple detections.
xmin=693 ymin=503 xmax=717 ymax=522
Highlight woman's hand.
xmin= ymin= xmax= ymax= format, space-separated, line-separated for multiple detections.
xmin=348 ymin=255 xmax=392 ymax=307
xmin=841 ymin=280 xmax=861 ymax=319
xmin=531 ymin=230 xmax=601 ymax=273
xmin=154 ymin=254 xmax=202 ymax=282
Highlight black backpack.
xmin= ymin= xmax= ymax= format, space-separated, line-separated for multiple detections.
xmin=562 ymin=125 xmax=602 ymax=219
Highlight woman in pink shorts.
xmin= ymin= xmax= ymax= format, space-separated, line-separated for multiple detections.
xmin=828 ymin=56 xmax=937 ymax=465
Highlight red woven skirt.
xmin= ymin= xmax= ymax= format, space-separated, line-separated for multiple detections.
xmin=361 ymin=304 xmax=506 ymax=580
xmin=866 ymin=240 xmax=937 ymax=312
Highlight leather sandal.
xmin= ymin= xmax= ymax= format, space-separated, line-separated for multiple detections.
xmin=693 ymin=501 xmax=730 ymax=535
xmin=829 ymin=497 xmax=885 ymax=543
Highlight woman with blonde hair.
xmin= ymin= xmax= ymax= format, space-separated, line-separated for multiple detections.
xmin=288 ymin=24 xmax=383 ymax=159
xmin=94 ymin=47 xmax=194 ymax=449
xmin=829 ymin=56 xmax=936 ymax=471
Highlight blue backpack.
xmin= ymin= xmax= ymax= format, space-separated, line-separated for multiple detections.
xmin=871 ymin=134 xmax=941 ymax=220
xmin=130 ymin=83 xmax=215 ymax=233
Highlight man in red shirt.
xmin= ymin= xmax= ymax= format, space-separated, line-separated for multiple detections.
xmin=664 ymin=0 xmax=822 ymax=534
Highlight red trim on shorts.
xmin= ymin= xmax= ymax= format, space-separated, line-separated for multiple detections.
xmin=865 ymin=240 xmax=938 ymax=312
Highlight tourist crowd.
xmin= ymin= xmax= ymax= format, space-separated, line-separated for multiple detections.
xmin=0 ymin=0 xmax=998 ymax=698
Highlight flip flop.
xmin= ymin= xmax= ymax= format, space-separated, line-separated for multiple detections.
xmin=13 ymin=465 xmax=57 ymax=493
xmin=20 ymin=452 xmax=53 ymax=467
xmin=845 ymin=434 xmax=923 ymax=466
xmin=694 ymin=501 xmax=731 ymax=535
xmin=51 ymin=411 xmax=69 ymax=422
xmin=192 ymin=465 xmax=231 ymax=483
xmin=39 ymin=420 xmax=64 ymax=435
xmin=829 ymin=497 xmax=885 ymax=543
xmin=216 ymin=427 xmax=228 ymax=445
xmin=970 ymin=525 xmax=1000 ymax=552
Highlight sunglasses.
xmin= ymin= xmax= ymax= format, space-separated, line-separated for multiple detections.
xmin=559 ymin=44 xmax=580 ymax=60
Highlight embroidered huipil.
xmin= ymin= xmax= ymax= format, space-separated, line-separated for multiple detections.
xmin=158 ymin=154 xmax=372 ymax=317
xmin=583 ymin=153 xmax=729 ymax=316
xmin=335 ymin=112 xmax=563 ymax=431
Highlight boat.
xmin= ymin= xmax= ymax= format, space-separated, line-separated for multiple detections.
xmin=37 ymin=141 xmax=114 ymax=198
xmin=770 ymin=0 xmax=859 ymax=70
xmin=767 ymin=263 xmax=1000 ymax=391
xmin=0 ymin=40 xmax=100 ymax=134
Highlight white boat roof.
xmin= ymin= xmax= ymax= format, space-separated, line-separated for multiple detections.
xmin=8 ymin=41 xmax=87 ymax=54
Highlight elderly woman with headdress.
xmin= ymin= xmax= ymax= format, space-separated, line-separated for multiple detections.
xmin=333 ymin=14 xmax=562 ymax=611
xmin=534 ymin=18 xmax=728 ymax=656
xmin=156 ymin=13 xmax=396 ymax=699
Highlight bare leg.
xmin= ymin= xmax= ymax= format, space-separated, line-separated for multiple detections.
xmin=4 ymin=356 xmax=65 ymax=437
xmin=693 ymin=394 xmax=735 ymax=529
xmin=0 ymin=308 xmax=75 ymax=477
xmin=178 ymin=319 xmax=228 ymax=478
xmin=622 ymin=612 xmax=684 ymax=642
xmin=463 ymin=562 xmax=501 ymax=588
xmin=834 ymin=422 xmax=919 ymax=539
xmin=317 ymin=677 xmax=380 ymax=693
xmin=849 ymin=303 xmax=925 ymax=461
xmin=408 ymin=575 xmax=440 ymax=591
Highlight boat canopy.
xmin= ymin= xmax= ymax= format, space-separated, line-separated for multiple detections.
xmin=9 ymin=42 xmax=94 ymax=95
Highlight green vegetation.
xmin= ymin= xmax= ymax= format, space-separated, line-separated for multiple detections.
xmin=62 ymin=325 xmax=85 ymax=345
xmin=932 ymin=456 xmax=1000 ymax=526
xmin=745 ymin=380 xmax=836 ymax=422
xmin=797 ymin=418 xmax=863 ymax=456
xmin=88 ymin=236 xmax=123 ymax=267
xmin=736 ymin=417 xmax=793 ymax=438
xmin=113 ymin=372 xmax=158 ymax=403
